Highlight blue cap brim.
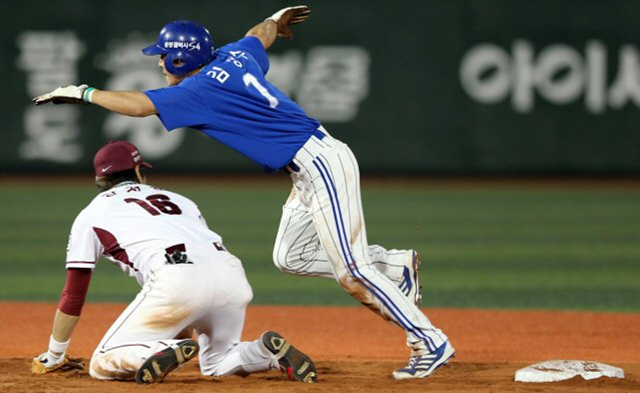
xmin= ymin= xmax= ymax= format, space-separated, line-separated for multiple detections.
xmin=141 ymin=44 xmax=166 ymax=56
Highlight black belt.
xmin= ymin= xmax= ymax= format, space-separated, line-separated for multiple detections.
xmin=285 ymin=162 xmax=300 ymax=173
xmin=164 ymin=242 xmax=227 ymax=265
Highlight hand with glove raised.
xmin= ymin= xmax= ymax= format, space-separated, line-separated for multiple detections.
xmin=265 ymin=5 xmax=311 ymax=39
xmin=32 ymin=84 xmax=96 ymax=106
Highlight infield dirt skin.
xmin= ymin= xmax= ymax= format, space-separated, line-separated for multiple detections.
xmin=2 ymin=303 xmax=639 ymax=392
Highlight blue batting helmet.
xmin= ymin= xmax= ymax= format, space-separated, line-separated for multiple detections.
xmin=142 ymin=20 xmax=215 ymax=76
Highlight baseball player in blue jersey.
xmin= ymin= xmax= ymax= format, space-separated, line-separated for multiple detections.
xmin=33 ymin=5 xmax=455 ymax=379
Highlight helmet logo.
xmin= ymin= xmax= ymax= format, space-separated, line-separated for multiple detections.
xmin=164 ymin=41 xmax=202 ymax=51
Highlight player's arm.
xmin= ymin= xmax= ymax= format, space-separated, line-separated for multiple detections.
xmin=91 ymin=90 xmax=158 ymax=117
xmin=32 ymin=268 xmax=92 ymax=374
xmin=246 ymin=5 xmax=311 ymax=50
xmin=52 ymin=268 xmax=92 ymax=341
xmin=32 ymin=85 xmax=157 ymax=117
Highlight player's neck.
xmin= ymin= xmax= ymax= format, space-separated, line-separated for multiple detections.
xmin=114 ymin=181 xmax=139 ymax=188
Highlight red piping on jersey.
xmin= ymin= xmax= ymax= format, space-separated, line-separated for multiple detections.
xmin=58 ymin=268 xmax=92 ymax=316
xmin=92 ymin=227 xmax=139 ymax=272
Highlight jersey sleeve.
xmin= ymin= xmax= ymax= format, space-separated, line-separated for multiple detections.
xmin=58 ymin=268 xmax=92 ymax=316
xmin=66 ymin=209 xmax=101 ymax=270
xmin=235 ymin=36 xmax=270 ymax=75
xmin=145 ymin=80 xmax=210 ymax=131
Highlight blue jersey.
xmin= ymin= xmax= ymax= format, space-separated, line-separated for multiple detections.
xmin=145 ymin=36 xmax=321 ymax=172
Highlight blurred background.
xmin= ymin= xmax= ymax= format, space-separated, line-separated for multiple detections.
xmin=1 ymin=0 xmax=639 ymax=311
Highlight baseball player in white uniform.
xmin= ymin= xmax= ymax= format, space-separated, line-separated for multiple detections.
xmin=33 ymin=5 xmax=455 ymax=379
xmin=31 ymin=140 xmax=317 ymax=384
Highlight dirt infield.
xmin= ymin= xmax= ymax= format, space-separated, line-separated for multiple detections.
xmin=2 ymin=303 xmax=639 ymax=392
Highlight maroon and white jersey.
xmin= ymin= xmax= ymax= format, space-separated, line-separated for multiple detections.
xmin=66 ymin=182 xmax=222 ymax=285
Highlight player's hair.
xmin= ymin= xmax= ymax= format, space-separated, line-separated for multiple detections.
xmin=95 ymin=168 xmax=139 ymax=191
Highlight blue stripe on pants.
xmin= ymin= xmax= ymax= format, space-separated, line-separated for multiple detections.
xmin=313 ymin=157 xmax=436 ymax=350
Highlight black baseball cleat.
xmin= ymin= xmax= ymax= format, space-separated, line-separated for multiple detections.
xmin=261 ymin=331 xmax=318 ymax=383
xmin=135 ymin=339 xmax=199 ymax=384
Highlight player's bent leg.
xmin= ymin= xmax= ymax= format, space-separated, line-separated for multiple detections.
xmin=89 ymin=347 xmax=144 ymax=380
xmin=261 ymin=331 xmax=317 ymax=383
xmin=135 ymin=339 xmax=200 ymax=383
xmin=337 ymin=263 xmax=447 ymax=352
xmin=195 ymin=255 xmax=276 ymax=377
xmin=199 ymin=333 xmax=317 ymax=383
xmin=275 ymin=181 xmax=421 ymax=294
xmin=195 ymin=298 xmax=273 ymax=377
xmin=291 ymin=133 xmax=452 ymax=377
xmin=370 ymin=246 xmax=423 ymax=306
xmin=393 ymin=340 xmax=456 ymax=380
xmin=89 ymin=263 xmax=211 ymax=381
xmin=201 ymin=339 xmax=277 ymax=377
xmin=274 ymin=198 xmax=414 ymax=285
xmin=196 ymin=301 xmax=311 ymax=380
xmin=273 ymin=188 xmax=335 ymax=278
xmin=196 ymin=308 xmax=280 ymax=379
xmin=301 ymin=143 xmax=442 ymax=351
xmin=338 ymin=263 xmax=455 ymax=380
xmin=89 ymin=339 xmax=191 ymax=381
xmin=195 ymin=255 xmax=317 ymax=382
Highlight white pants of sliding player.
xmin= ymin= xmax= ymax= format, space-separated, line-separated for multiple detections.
xmin=89 ymin=251 xmax=278 ymax=380
xmin=274 ymin=128 xmax=449 ymax=353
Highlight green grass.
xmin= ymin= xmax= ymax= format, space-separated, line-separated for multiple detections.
xmin=1 ymin=178 xmax=639 ymax=311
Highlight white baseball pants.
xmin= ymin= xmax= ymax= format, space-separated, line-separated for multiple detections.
xmin=89 ymin=251 xmax=278 ymax=380
xmin=273 ymin=128 xmax=449 ymax=353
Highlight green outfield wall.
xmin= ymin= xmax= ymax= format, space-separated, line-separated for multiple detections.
xmin=2 ymin=0 xmax=640 ymax=175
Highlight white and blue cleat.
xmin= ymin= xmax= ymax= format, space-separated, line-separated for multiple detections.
xmin=392 ymin=341 xmax=456 ymax=380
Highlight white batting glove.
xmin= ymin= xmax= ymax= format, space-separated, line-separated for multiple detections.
xmin=32 ymin=84 xmax=95 ymax=106
xmin=265 ymin=5 xmax=311 ymax=39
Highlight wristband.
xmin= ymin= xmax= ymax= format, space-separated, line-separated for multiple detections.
xmin=83 ymin=87 xmax=96 ymax=103
xmin=265 ymin=7 xmax=289 ymax=23
xmin=48 ymin=335 xmax=70 ymax=355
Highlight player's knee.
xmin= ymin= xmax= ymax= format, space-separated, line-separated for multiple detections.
xmin=237 ymin=278 xmax=254 ymax=305
xmin=89 ymin=352 xmax=137 ymax=381
xmin=199 ymin=359 xmax=222 ymax=377
xmin=273 ymin=242 xmax=320 ymax=275
xmin=88 ymin=354 xmax=114 ymax=380
xmin=272 ymin=245 xmax=296 ymax=273
xmin=202 ymin=364 xmax=250 ymax=378
xmin=272 ymin=246 xmax=286 ymax=271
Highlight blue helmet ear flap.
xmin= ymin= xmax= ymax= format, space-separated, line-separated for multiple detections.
xmin=165 ymin=51 xmax=190 ymax=75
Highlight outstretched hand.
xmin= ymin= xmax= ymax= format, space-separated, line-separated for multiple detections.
xmin=266 ymin=5 xmax=311 ymax=39
xmin=32 ymin=85 xmax=90 ymax=106
xmin=32 ymin=351 xmax=85 ymax=375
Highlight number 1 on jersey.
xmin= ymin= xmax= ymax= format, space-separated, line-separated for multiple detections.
xmin=243 ymin=73 xmax=279 ymax=108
